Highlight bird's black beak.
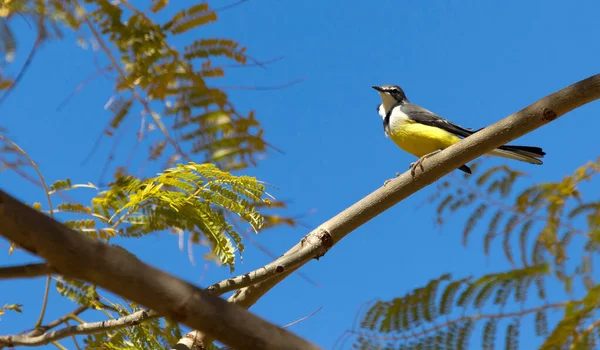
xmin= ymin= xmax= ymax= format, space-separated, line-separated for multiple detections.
xmin=372 ymin=86 xmax=383 ymax=92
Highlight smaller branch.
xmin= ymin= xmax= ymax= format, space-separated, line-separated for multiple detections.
xmin=282 ymin=307 xmax=322 ymax=329
xmin=0 ymin=263 xmax=55 ymax=279
xmin=0 ymin=136 xmax=54 ymax=328
xmin=34 ymin=276 xmax=51 ymax=329
xmin=212 ymin=308 xmax=324 ymax=350
xmin=97 ymin=113 xmax=137 ymax=185
xmin=219 ymin=56 xmax=284 ymax=69
xmin=213 ymin=0 xmax=249 ymax=12
xmin=56 ymin=66 xmax=113 ymax=112
xmin=0 ymin=10 xmax=43 ymax=109
xmin=0 ymin=310 xmax=159 ymax=348
xmin=83 ymin=16 xmax=192 ymax=163
xmin=65 ymin=320 xmax=83 ymax=350
xmin=0 ymin=156 xmax=74 ymax=203
xmin=51 ymin=341 xmax=67 ymax=350
xmin=0 ymin=136 xmax=53 ymax=217
xmin=27 ymin=305 xmax=89 ymax=337
xmin=226 ymin=211 xmax=320 ymax=288
xmin=206 ymin=228 xmax=331 ymax=295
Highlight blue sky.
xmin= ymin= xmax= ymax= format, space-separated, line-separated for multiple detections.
xmin=2 ymin=0 xmax=600 ymax=349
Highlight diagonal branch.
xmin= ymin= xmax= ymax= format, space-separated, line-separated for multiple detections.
xmin=0 ymin=191 xmax=319 ymax=350
xmin=187 ymin=74 xmax=600 ymax=347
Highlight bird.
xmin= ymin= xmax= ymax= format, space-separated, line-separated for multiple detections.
xmin=372 ymin=84 xmax=545 ymax=179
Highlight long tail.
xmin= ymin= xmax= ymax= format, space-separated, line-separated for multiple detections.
xmin=488 ymin=145 xmax=546 ymax=165
xmin=456 ymin=145 xmax=545 ymax=175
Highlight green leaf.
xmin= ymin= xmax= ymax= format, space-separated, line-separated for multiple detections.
xmin=463 ymin=204 xmax=488 ymax=246
xmin=0 ymin=303 xmax=23 ymax=316
xmin=535 ymin=310 xmax=548 ymax=336
xmin=165 ymin=3 xmax=217 ymax=34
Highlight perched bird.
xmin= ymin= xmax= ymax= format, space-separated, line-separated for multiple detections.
xmin=372 ymin=84 xmax=545 ymax=177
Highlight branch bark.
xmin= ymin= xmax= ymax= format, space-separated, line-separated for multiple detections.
xmin=186 ymin=73 xmax=600 ymax=348
xmin=0 ymin=191 xmax=319 ymax=350
xmin=0 ymin=263 xmax=55 ymax=279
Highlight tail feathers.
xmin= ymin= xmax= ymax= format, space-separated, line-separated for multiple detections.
xmin=458 ymin=164 xmax=472 ymax=174
xmin=499 ymin=145 xmax=545 ymax=157
xmin=489 ymin=144 xmax=545 ymax=165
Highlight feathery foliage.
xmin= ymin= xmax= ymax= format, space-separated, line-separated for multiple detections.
xmin=0 ymin=1 xmax=305 ymax=349
xmin=0 ymin=303 xmax=22 ymax=317
xmin=349 ymin=157 xmax=600 ymax=349
xmin=352 ymin=265 xmax=549 ymax=349
xmin=48 ymin=162 xmax=270 ymax=271
xmin=0 ymin=0 xmax=268 ymax=172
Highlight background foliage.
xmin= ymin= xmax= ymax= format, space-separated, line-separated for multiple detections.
xmin=2 ymin=0 xmax=600 ymax=349
xmin=347 ymin=158 xmax=600 ymax=349
xmin=0 ymin=1 xmax=295 ymax=348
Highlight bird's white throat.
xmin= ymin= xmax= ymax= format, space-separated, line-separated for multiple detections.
xmin=378 ymin=92 xmax=398 ymax=116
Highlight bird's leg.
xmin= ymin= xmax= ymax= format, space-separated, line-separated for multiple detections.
xmin=383 ymin=172 xmax=401 ymax=186
xmin=409 ymin=150 xmax=442 ymax=177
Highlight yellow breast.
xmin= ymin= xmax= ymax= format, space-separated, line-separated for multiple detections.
xmin=389 ymin=119 xmax=461 ymax=158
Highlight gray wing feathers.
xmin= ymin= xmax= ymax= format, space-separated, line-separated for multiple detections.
xmin=400 ymin=103 xmax=475 ymax=138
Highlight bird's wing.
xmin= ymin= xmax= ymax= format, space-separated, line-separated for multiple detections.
xmin=400 ymin=103 xmax=475 ymax=138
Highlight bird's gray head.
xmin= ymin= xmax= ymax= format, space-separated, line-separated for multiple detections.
xmin=372 ymin=85 xmax=408 ymax=116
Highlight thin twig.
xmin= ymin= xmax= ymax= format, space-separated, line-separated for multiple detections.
xmin=213 ymin=0 xmax=249 ymax=12
xmin=35 ymin=277 xmax=52 ymax=329
xmin=0 ymin=155 xmax=74 ymax=202
xmin=64 ymin=320 xmax=82 ymax=350
xmin=218 ymin=78 xmax=306 ymax=91
xmin=51 ymin=341 xmax=67 ymax=350
xmin=282 ymin=307 xmax=322 ymax=329
xmin=82 ymin=16 xmax=191 ymax=163
xmin=0 ymin=136 xmax=54 ymax=328
xmin=0 ymin=8 xmax=44 ymax=109
xmin=55 ymin=65 xmax=114 ymax=112
xmin=27 ymin=305 xmax=89 ymax=337
xmin=220 ymin=56 xmax=284 ymax=69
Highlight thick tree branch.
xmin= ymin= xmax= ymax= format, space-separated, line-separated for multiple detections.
xmin=0 ymin=191 xmax=319 ymax=350
xmin=0 ymin=263 xmax=55 ymax=279
xmin=189 ymin=74 xmax=600 ymax=347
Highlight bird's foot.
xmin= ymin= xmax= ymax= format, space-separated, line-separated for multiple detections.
xmin=383 ymin=172 xmax=401 ymax=186
xmin=409 ymin=160 xmax=424 ymax=177
xmin=409 ymin=150 xmax=442 ymax=177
